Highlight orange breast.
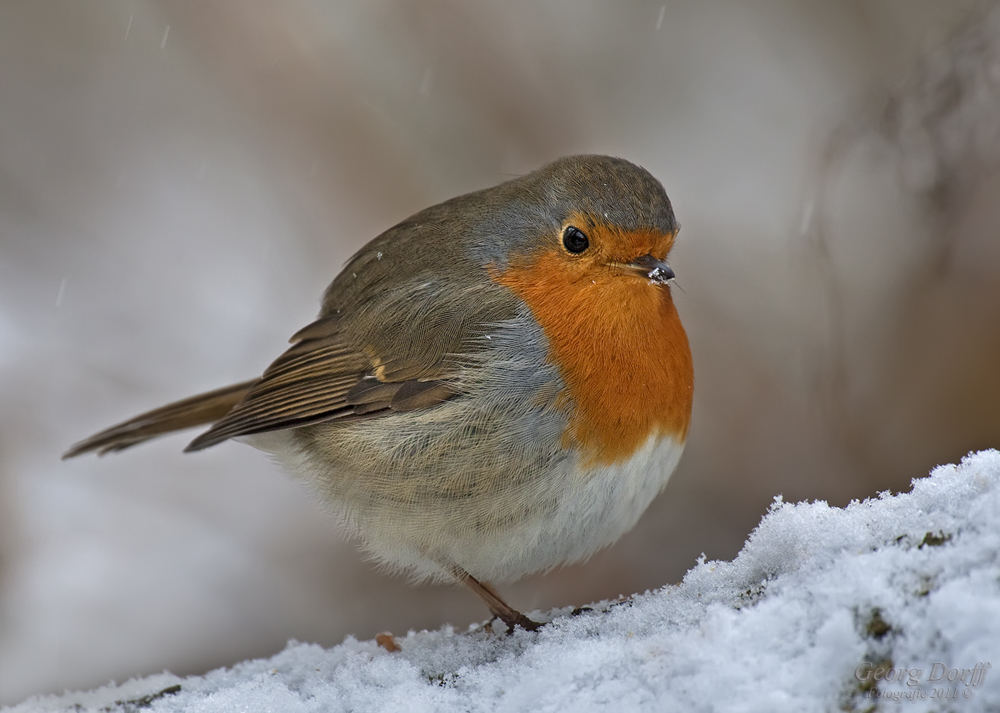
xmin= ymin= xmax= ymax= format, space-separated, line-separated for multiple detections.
xmin=494 ymin=246 xmax=693 ymax=467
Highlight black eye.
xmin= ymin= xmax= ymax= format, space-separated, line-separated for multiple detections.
xmin=562 ymin=226 xmax=589 ymax=254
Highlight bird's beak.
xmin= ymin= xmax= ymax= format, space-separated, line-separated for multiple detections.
xmin=619 ymin=254 xmax=675 ymax=284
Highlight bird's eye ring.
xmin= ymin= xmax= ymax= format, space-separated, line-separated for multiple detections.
xmin=562 ymin=226 xmax=589 ymax=254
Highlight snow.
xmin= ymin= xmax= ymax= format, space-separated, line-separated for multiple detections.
xmin=8 ymin=451 xmax=1000 ymax=713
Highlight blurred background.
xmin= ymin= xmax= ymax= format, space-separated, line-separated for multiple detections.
xmin=3 ymin=0 xmax=1000 ymax=704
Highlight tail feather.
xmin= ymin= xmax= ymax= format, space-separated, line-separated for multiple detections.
xmin=63 ymin=379 xmax=257 ymax=458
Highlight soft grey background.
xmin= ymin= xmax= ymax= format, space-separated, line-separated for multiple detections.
xmin=3 ymin=0 xmax=999 ymax=704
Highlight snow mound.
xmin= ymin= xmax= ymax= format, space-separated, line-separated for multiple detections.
xmin=10 ymin=451 xmax=1000 ymax=713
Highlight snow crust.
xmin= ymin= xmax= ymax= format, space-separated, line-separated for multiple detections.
xmin=9 ymin=451 xmax=1000 ymax=712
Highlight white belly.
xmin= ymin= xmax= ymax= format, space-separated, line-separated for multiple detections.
xmin=465 ymin=433 xmax=686 ymax=581
xmin=247 ymin=428 xmax=685 ymax=583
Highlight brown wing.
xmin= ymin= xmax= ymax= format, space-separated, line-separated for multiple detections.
xmin=63 ymin=320 xmax=457 ymax=459
xmin=183 ymin=316 xmax=456 ymax=452
xmin=66 ymin=198 xmax=523 ymax=460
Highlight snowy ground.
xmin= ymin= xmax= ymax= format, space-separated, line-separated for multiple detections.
xmin=9 ymin=450 xmax=1000 ymax=713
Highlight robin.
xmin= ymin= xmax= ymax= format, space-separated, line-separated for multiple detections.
xmin=65 ymin=155 xmax=694 ymax=632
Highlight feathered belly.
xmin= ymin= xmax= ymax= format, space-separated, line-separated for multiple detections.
xmin=247 ymin=420 xmax=684 ymax=583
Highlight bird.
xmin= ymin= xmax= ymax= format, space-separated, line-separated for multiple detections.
xmin=64 ymin=154 xmax=694 ymax=632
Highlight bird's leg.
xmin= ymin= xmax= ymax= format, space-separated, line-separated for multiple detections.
xmin=451 ymin=566 xmax=543 ymax=633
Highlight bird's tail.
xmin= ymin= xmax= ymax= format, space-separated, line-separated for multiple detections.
xmin=63 ymin=379 xmax=257 ymax=458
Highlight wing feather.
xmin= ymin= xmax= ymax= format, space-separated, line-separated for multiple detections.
xmin=184 ymin=317 xmax=459 ymax=452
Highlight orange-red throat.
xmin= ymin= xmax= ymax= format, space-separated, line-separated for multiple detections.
xmin=493 ymin=217 xmax=694 ymax=467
